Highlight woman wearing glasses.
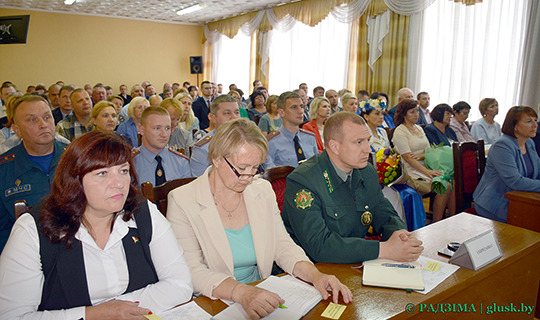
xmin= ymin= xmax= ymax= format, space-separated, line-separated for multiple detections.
xmin=167 ymin=118 xmax=351 ymax=320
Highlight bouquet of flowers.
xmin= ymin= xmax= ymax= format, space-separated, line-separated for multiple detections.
xmin=375 ymin=147 xmax=405 ymax=187
xmin=424 ymin=143 xmax=454 ymax=194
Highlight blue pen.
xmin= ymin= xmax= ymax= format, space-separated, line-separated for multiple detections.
xmin=381 ymin=263 xmax=415 ymax=269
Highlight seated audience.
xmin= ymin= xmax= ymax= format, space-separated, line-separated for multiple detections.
xmin=471 ymin=98 xmax=502 ymax=145
xmin=47 ymin=84 xmax=61 ymax=110
xmin=161 ymin=98 xmax=194 ymax=157
xmin=302 ymin=97 xmax=331 ymax=153
xmin=257 ymin=94 xmax=282 ymax=136
xmin=91 ymin=84 xmax=107 ymax=105
xmin=370 ymin=92 xmax=394 ymax=128
xmin=91 ymin=101 xmax=118 ymax=134
xmin=190 ymin=95 xmax=240 ymax=176
xmin=282 ymin=112 xmax=424 ymax=263
xmin=0 ymin=131 xmax=193 ymax=318
xmin=0 ymin=95 xmax=68 ymax=253
xmin=52 ymin=85 xmax=74 ymax=125
xmin=248 ymin=90 xmax=267 ymax=123
xmin=449 ymin=101 xmax=475 ymax=142
xmin=416 ymin=92 xmax=432 ymax=126
xmin=359 ymin=100 xmax=426 ymax=231
xmin=325 ymin=89 xmax=342 ymax=114
xmin=133 ymin=106 xmax=191 ymax=186
xmin=473 ymin=106 xmax=540 ymax=223
xmin=387 ymin=88 xmax=414 ymax=119
xmin=424 ymin=104 xmax=458 ymax=146
xmin=149 ymin=94 xmax=163 ymax=107
xmin=174 ymin=92 xmax=200 ymax=134
xmin=188 ymin=85 xmax=199 ymax=101
xmin=118 ymin=85 xmax=145 ymax=121
xmin=116 ymin=96 xmax=149 ymax=147
xmin=341 ymin=93 xmax=358 ymax=113
xmin=167 ymin=118 xmax=352 ymax=319
xmin=392 ymin=99 xmax=455 ymax=222
xmin=264 ymin=91 xmax=318 ymax=169
xmin=119 ymin=84 xmax=131 ymax=106
xmin=192 ymin=81 xmax=213 ymax=130
xmin=56 ymin=88 xmax=94 ymax=141
xmin=107 ymin=95 xmax=126 ymax=124
xmin=293 ymin=88 xmax=310 ymax=121
xmin=227 ymin=90 xmax=249 ymax=118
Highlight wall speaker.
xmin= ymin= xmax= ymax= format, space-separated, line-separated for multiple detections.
xmin=190 ymin=56 xmax=203 ymax=74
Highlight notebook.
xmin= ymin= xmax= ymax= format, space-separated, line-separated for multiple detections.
xmin=362 ymin=258 xmax=424 ymax=291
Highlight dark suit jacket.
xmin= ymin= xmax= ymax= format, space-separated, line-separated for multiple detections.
xmin=52 ymin=108 xmax=69 ymax=125
xmin=387 ymin=104 xmax=398 ymax=119
xmin=192 ymin=97 xmax=211 ymax=130
xmin=120 ymin=94 xmax=132 ymax=106
xmin=417 ymin=107 xmax=431 ymax=126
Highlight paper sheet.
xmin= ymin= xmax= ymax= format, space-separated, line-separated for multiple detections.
xmin=321 ymin=303 xmax=347 ymax=319
xmin=156 ymin=301 xmax=212 ymax=320
xmin=414 ymin=255 xmax=460 ymax=294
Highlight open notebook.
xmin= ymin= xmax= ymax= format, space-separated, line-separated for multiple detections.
xmin=362 ymin=259 xmax=424 ymax=291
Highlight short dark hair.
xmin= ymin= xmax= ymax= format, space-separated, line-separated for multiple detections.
xmin=313 ymin=86 xmax=325 ymax=94
xmin=417 ymin=92 xmax=428 ymax=100
xmin=253 ymin=80 xmax=261 ymax=86
xmin=249 ymin=91 xmax=266 ymax=108
xmin=201 ymin=81 xmax=211 ymax=88
xmin=188 ymin=85 xmax=197 ymax=92
xmin=182 ymin=81 xmax=190 ymax=86
xmin=104 ymin=86 xmax=112 ymax=91
xmin=357 ymin=90 xmax=369 ymax=97
xmin=501 ymin=106 xmax=538 ymax=138
xmin=430 ymin=104 xmax=453 ymax=122
xmin=59 ymin=85 xmax=75 ymax=97
xmin=394 ymin=99 xmax=419 ymax=127
xmin=453 ymin=101 xmax=471 ymax=114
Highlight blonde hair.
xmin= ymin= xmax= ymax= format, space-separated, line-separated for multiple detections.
xmin=140 ymin=106 xmax=170 ymax=126
xmin=91 ymin=101 xmax=116 ymax=119
xmin=341 ymin=93 xmax=357 ymax=107
xmin=174 ymin=93 xmax=196 ymax=129
xmin=309 ymin=97 xmax=330 ymax=120
xmin=160 ymin=98 xmax=185 ymax=119
xmin=208 ymin=118 xmax=268 ymax=164
xmin=127 ymin=96 xmax=149 ymax=119
xmin=265 ymin=95 xmax=279 ymax=113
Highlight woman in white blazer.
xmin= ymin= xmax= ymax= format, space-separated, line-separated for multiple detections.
xmin=167 ymin=118 xmax=351 ymax=319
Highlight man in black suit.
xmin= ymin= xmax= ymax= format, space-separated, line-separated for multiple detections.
xmin=192 ymin=81 xmax=213 ymax=130
xmin=416 ymin=92 xmax=432 ymax=126
xmin=52 ymin=85 xmax=74 ymax=125
xmin=119 ymin=84 xmax=132 ymax=106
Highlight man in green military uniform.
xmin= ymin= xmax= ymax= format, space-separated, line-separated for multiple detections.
xmin=282 ymin=112 xmax=424 ymax=264
xmin=0 ymin=95 xmax=67 ymax=253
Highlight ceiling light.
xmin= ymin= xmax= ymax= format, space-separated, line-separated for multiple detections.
xmin=64 ymin=0 xmax=76 ymax=4
xmin=177 ymin=3 xmax=205 ymax=16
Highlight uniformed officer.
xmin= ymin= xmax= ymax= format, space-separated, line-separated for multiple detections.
xmin=133 ymin=106 xmax=192 ymax=186
xmin=190 ymin=94 xmax=240 ymax=176
xmin=263 ymin=91 xmax=318 ymax=169
xmin=282 ymin=112 xmax=424 ymax=264
xmin=0 ymin=95 xmax=67 ymax=253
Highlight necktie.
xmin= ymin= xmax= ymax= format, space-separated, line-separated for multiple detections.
xmin=293 ymin=135 xmax=306 ymax=163
xmin=207 ymin=99 xmax=211 ymax=108
xmin=155 ymin=155 xmax=167 ymax=186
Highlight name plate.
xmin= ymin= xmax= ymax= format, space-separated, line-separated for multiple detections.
xmin=449 ymin=230 xmax=502 ymax=271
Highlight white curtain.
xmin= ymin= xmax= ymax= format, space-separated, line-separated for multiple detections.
xmin=517 ymin=0 xmax=540 ymax=112
xmin=267 ymin=14 xmax=351 ymax=95
xmin=417 ymin=0 xmax=530 ymax=122
xmin=212 ymin=32 xmax=251 ymax=94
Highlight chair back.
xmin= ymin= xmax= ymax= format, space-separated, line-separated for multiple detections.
xmin=453 ymin=140 xmax=486 ymax=213
xmin=260 ymin=165 xmax=295 ymax=214
xmin=141 ymin=177 xmax=197 ymax=216
xmin=14 ymin=200 xmax=29 ymax=220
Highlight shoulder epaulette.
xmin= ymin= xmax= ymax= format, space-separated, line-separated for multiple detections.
xmin=299 ymin=128 xmax=315 ymax=136
xmin=195 ymin=135 xmax=213 ymax=147
xmin=168 ymin=148 xmax=190 ymax=160
xmin=132 ymin=149 xmax=141 ymax=157
xmin=266 ymin=130 xmax=281 ymax=141
xmin=0 ymin=153 xmax=15 ymax=165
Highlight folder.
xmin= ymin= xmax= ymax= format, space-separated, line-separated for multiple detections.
xmin=362 ymin=259 xmax=424 ymax=291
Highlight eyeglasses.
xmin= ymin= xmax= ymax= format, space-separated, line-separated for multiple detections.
xmin=223 ymin=156 xmax=257 ymax=179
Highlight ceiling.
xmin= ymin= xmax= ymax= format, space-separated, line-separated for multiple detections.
xmin=0 ymin=0 xmax=299 ymax=25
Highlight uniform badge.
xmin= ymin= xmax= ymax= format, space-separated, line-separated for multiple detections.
xmin=361 ymin=211 xmax=373 ymax=226
xmin=156 ymin=169 xmax=163 ymax=177
xmin=132 ymin=236 xmax=140 ymax=243
xmin=295 ymin=189 xmax=314 ymax=209
xmin=15 ymin=179 xmax=21 ymax=186
xmin=323 ymin=170 xmax=334 ymax=194
xmin=298 ymin=148 xmax=303 ymax=154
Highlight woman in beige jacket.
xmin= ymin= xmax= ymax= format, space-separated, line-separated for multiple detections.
xmin=167 ymin=118 xmax=351 ymax=319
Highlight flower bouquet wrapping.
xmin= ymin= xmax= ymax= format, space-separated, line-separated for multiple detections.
xmin=423 ymin=144 xmax=454 ymax=194
xmin=375 ymin=148 xmax=407 ymax=187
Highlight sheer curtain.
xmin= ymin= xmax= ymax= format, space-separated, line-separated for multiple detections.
xmin=212 ymin=32 xmax=251 ymax=94
xmin=418 ymin=0 xmax=530 ymax=121
xmin=268 ymin=14 xmax=351 ymax=95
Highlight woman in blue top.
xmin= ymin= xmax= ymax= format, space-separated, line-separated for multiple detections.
xmin=470 ymin=98 xmax=502 ymax=145
xmin=473 ymin=106 xmax=540 ymax=222
xmin=424 ymin=104 xmax=458 ymax=147
xmin=248 ymin=90 xmax=267 ymax=123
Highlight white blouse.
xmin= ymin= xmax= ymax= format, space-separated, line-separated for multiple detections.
xmin=0 ymin=201 xmax=193 ymax=320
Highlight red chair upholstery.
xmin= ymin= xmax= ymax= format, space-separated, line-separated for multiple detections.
xmin=452 ymin=140 xmax=486 ymax=214
xmin=260 ymin=165 xmax=295 ymax=214
xmin=141 ymin=177 xmax=197 ymax=216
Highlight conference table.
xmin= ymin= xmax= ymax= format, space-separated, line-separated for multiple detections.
xmin=192 ymin=213 xmax=540 ymax=319
xmin=505 ymin=191 xmax=540 ymax=233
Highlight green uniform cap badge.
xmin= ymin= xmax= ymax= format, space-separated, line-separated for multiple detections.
xmin=361 ymin=211 xmax=373 ymax=226
xmin=295 ymin=189 xmax=314 ymax=209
